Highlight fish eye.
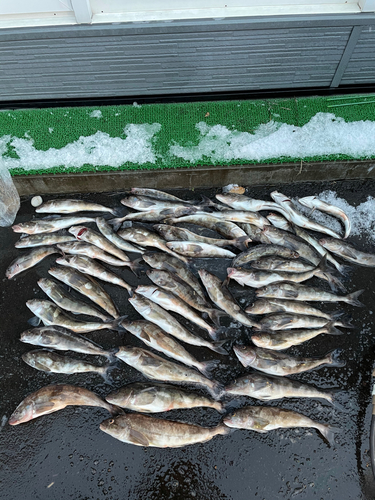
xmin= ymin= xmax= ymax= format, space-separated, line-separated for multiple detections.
xmin=109 ymin=419 xmax=114 ymax=424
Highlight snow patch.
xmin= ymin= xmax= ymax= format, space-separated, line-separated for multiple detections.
xmin=89 ymin=110 xmax=102 ymax=119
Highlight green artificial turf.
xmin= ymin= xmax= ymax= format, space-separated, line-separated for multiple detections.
xmin=1 ymin=93 xmax=375 ymax=176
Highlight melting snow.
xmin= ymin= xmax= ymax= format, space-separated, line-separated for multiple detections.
xmin=89 ymin=110 xmax=102 ymax=119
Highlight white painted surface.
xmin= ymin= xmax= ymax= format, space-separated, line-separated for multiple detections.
xmin=358 ymin=0 xmax=375 ymax=12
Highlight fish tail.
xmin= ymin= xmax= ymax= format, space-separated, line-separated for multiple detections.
xmin=326 ymin=348 xmax=346 ymax=368
xmin=335 ymin=313 xmax=355 ymax=329
xmin=210 ymin=339 xmax=229 ymax=356
xmin=232 ymin=236 xmax=252 ymax=251
xmin=129 ymin=257 xmax=145 ymax=278
xmin=208 ymin=381 xmax=225 ymax=399
xmin=108 ymin=403 xmax=125 ymax=417
xmin=345 ymin=289 xmax=365 ymax=307
xmin=108 ymin=217 xmax=125 ymax=232
xmin=213 ymin=401 xmax=225 ymax=413
xmin=325 ymin=392 xmax=349 ymax=413
xmin=314 ymin=257 xmax=346 ymax=292
xmin=335 ymin=262 xmax=351 ymax=275
xmin=198 ymin=359 xmax=220 ymax=377
xmin=330 ymin=310 xmax=345 ymax=320
xmin=110 ymin=207 xmax=126 ymax=217
xmin=325 ymin=321 xmax=344 ymax=336
xmin=111 ymin=314 xmax=128 ymax=331
xmin=101 ymin=364 xmax=118 ymax=385
xmin=206 ymin=309 xmax=228 ymax=328
xmin=318 ymin=424 xmax=341 ymax=447
xmin=217 ymin=423 xmax=232 ymax=436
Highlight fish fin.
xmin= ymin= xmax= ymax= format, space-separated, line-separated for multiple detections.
xmin=111 ymin=315 xmax=128 ymax=331
xmin=142 ymin=357 xmax=163 ymax=368
xmin=325 ymin=321 xmax=344 ymax=336
xmin=345 ymin=289 xmax=365 ymax=307
xmin=198 ymin=359 xmax=220 ymax=377
xmin=110 ymin=207 xmax=126 ymax=218
xmin=319 ymin=425 xmax=341 ymax=447
xmin=211 ymin=339 xmax=229 ymax=356
xmin=222 ymin=276 xmax=231 ymax=287
xmin=330 ymin=310 xmax=345 ymax=320
xmin=130 ymin=258 xmax=144 ymax=278
xmin=28 ymin=316 xmax=41 ymax=327
xmin=207 ymin=309 xmax=228 ymax=327
xmin=327 ymin=348 xmax=346 ymax=367
xmin=214 ymin=402 xmax=225 ymax=414
xmin=325 ymin=391 xmax=349 ymax=413
xmin=35 ymin=401 xmax=56 ymax=412
xmin=252 ymin=417 xmax=270 ymax=430
xmin=283 ymin=289 xmax=299 ymax=299
xmin=210 ymin=382 xmax=225 ymax=400
xmin=109 ymin=404 xmax=125 ymax=416
xmin=232 ymin=236 xmax=252 ymax=251
xmin=101 ymin=364 xmax=118 ymax=385
xmin=139 ymin=330 xmax=152 ymax=343
xmin=108 ymin=218 xmax=124 ymax=232
xmin=335 ymin=313 xmax=354 ymax=329
xmin=128 ymin=429 xmax=150 ymax=447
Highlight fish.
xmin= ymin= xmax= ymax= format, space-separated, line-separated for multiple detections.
xmin=128 ymin=294 xmax=226 ymax=354
xmin=298 ymin=195 xmax=351 ymax=239
xmin=26 ymin=299 xmax=122 ymax=334
xmin=236 ymin=223 xmax=270 ymax=243
xmin=245 ymin=298 xmax=343 ymax=320
xmin=233 ymin=345 xmax=345 ymax=376
xmin=115 ymin=346 xmax=221 ymax=397
xmin=215 ymin=193 xmax=289 ymax=216
xmin=261 ymin=226 xmax=321 ymax=266
xmin=37 ymin=278 xmax=111 ymax=321
xmin=6 ymin=246 xmax=61 ymax=279
xmin=57 ymin=241 xmax=138 ymax=268
xmin=96 ymin=217 xmax=144 ymax=255
xmin=109 ymin=207 xmax=196 ymax=230
xmin=293 ymin=225 xmax=346 ymax=275
xmin=20 ymin=325 xmax=116 ymax=359
xmin=270 ymin=191 xmax=342 ymax=239
xmin=15 ymin=233 xmax=76 ymax=248
xmin=100 ymin=413 xmax=229 ymax=448
xmin=35 ymin=199 xmax=119 ymax=215
xmin=223 ymin=406 xmax=340 ymax=446
xmin=22 ymin=350 xmax=109 ymax=378
xmin=8 ymin=384 xmax=120 ymax=425
xmin=250 ymin=257 xmax=315 ymax=273
xmin=12 ymin=216 xmax=96 ymax=234
xmin=319 ymin=237 xmax=375 ymax=267
xmin=233 ymin=244 xmax=299 ymax=267
xmin=198 ymin=269 xmax=260 ymax=328
xmin=166 ymin=241 xmax=237 ymax=259
xmin=121 ymin=195 xmax=199 ymax=212
xmin=48 ymin=266 xmax=119 ymax=318
xmin=251 ymin=322 xmax=342 ymax=350
xmin=203 ymin=210 xmax=270 ymax=228
xmin=56 ymin=255 xmax=132 ymax=293
xmin=255 ymin=313 xmax=351 ymax=331
xmin=146 ymin=269 xmax=225 ymax=326
xmin=129 ymin=188 xmax=198 ymax=204
xmin=117 ymin=226 xmax=188 ymax=263
xmin=256 ymin=282 xmax=364 ymax=306
xmin=106 ymin=382 xmax=223 ymax=413
xmin=154 ymin=224 xmax=249 ymax=250
xmin=142 ymin=252 xmax=206 ymax=300
xmin=224 ymin=372 xmax=344 ymax=410
xmin=266 ymin=213 xmax=293 ymax=232
xmin=227 ymin=257 xmax=340 ymax=290
xmin=121 ymin=320 xmax=218 ymax=375
xmin=135 ymin=285 xmax=218 ymax=339
xmin=68 ymin=226 xmax=132 ymax=262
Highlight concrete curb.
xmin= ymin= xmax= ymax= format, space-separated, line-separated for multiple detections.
xmin=13 ymin=160 xmax=375 ymax=196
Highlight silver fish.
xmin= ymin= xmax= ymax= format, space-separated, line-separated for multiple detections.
xmin=250 ymin=257 xmax=314 ymax=273
xmin=233 ymin=345 xmax=344 ymax=376
xmin=48 ymin=266 xmax=119 ymax=318
xmin=237 ymin=223 xmax=271 ymax=244
xmin=38 ymin=278 xmax=111 ymax=321
xmin=135 ymin=285 xmax=217 ymax=339
xmin=96 ymin=217 xmax=144 ymax=254
xmin=15 ymin=233 xmax=76 ymax=248
xmin=233 ymin=244 xmax=299 ymax=267
xmin=256 ymin=282 xmax=364 ymax=306
xmin=20 ymin=325 xmax=115 ymax=358
xmin=266 ymin=213 xmax=293 ymax=232
xmin=121 ymin=195 xmax=199 ymax=212
xmin=12 ymin=216 xmax=96 ymax=234
xmin=251 ymin=323 xmax=341 ymax=350
xmin=255 ymin=313 xmax=350 ymax=331
xmin=68 ymin=226 xmax=131 ymax=262
xmin=56 ymin=255 xmax=132 ymax=293
xmin=204 ymin=210 xmax=270 ymax=228
xmin=198 ymin=269 xmax=260 ymax=328
xmin=224 ymin=372 xmax=343 ymax=409
xmin=106 ymin=382 xmax=223 ymax=413
xmin=223 ymin=406 xmax=339 ymax=446
xmin=109 ymin=207 xmax=197 ymax=229
xmin=299 ymin=195 xmax=351 ymax=239
xmin=36 ymin=199 xmax=118 ymax=215
xmin=22 ymin=350 xmax=109 ymax=377
xmin=9 ymin=384 xmax=119 ymax=425
xmin=26 ymin=299 xmax=121 ymax=334
xmin=57 ymin=241 xmax=137 ymax=268
xmin=270 ymin=191 xmax=342 ymax=239
xmin=128 ymin=294 xmax=226 ymax=354
xmin=166 ymin=241 xmax=237 ymax=259
xmin=130 ymin=188 xmax=198 ymax=204
xmin=142 ymin=252 xmax=206 ymax=300
xmin=215 ymin=193 xmax=289 ymax=216
xmin=121 ymin=320 xmax=218 ymax=375
xmin=319 ymin=237 xmax=375 ymax=267
xmin=6 ymin=246 xmax=61 ymax=279
xmin=245 ymin=298 xmax=343 ymax=320
xmin=115 ymin=346 xmax=220 ymax=396
xmin=100 ymin=413 xmax=228 ymax=447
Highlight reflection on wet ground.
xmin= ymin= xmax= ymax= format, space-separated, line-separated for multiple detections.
xmin=1 ymin=179 xmax=375 ymax=499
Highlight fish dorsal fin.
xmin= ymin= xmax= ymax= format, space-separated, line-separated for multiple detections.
xmin=128 ymin=429 xmax=150 ymax=446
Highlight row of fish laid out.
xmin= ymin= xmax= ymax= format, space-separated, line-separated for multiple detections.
xmin=8 ymin=382 xmax=340 ymax=447
xmin=6 ymin=187 xmax=363 ymax=450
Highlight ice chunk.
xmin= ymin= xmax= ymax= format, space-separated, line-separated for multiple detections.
xmin=89 ymin=110 xmax=102 ymax=119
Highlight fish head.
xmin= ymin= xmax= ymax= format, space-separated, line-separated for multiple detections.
xmin=106 ymin=388 xmax=133 ymax=408
xmin=12 ymin=222 xmax=35 ymax=233
xmin=37 ymin=278 xmax=52 ymax=293
xmin=251 ymin=333 xmax=272 ymax=348
xmin=245 ymin=299 xmax=268 ymax=314
xmin=100 ymin=416 xmax=125 ymax=436
xmin=135 ymin=285 xmax=158 ymax=299
xmin=55 ymin=257 xmax=70 ymax=266
xmin=8 ymin=400 xmax=35 ymax=425
xmin=5 ymin=261 xmax=21 ymax=279
xmin=115 ymin=345 xmax=141 ymax=363
xmin=270 ymin=191 xmax=290 ymax=206
xmin=319 ymin=238 xmax=338 ymax=253
xmin=233 ymin=345 xmax=256 ymax=367
xmin=146 ymin=269 xmax=171 ymax=287
xmin=128 ymin=294 xmax=152 ymax=315
xmin=68 ymin=226 xmax=88 ymax=240
xmin=223 ymin=411 xmax=254 ymax=429
xmin=298 ymin=196 xmax=316 ymax=208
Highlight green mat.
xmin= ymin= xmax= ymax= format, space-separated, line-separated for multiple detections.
xmin=1 ymin=93 xmax=375 ymax=176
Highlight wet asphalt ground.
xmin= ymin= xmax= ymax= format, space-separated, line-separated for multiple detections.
xmin=1 ymin=179 xmax=375 ymax=500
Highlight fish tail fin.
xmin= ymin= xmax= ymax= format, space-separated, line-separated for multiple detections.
xmin=210 ymin=339 xmax=229 ymax=356
xmin=108 ymin=217 xmax=125 ymax=232
xmin=319 ymin=424 xmax=341 ymax=447
xmin=129 ymin=257 xmax=145 ymax=278
xmin=330 ymin=310 xmax=345 ymax=320
xmin=218 ymin=423 xmax=232 ymax=436
xmin=110 ymin=207 xmax=126 ymax=217
xmin=346 ymin=289 xmax=365 ymax=307
xmin=209 ymin=381 xmax=225 ymax=399
xmin=213 ymin=401 xmax=225 ymax=413
xmin=101 ymin=364 xmax=118 ymax=385
xmin=325 ymin=391 xmax=349 ymax=413
xmin=314 ymin=257 xmax=346 ymax=292
xmin=206 ymin=309 xmax=228 ymax=328
xmin=198 ymin=359 xmax=220 ymax=377
xmin=232 ymin=236 xmax=252 ymax=251
xmin=108 ymin=403 xmax=125 ymax=417
xmin=106 ymin=348 xmax=120 ymax=363
xmin=325 ymin=321 xmax=344 ymax=336
xmin=111 ymin=314 xmax=128 ymax=331
xmin=335 ymin=313 xmax=355 ymax=329
xmin=335 ymin=262 xmax=351 ymax=275
xmin=327 ymin=348 xmax=346 ymax=368
xmin=28 ymin=316 xmax=42 ymax=327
